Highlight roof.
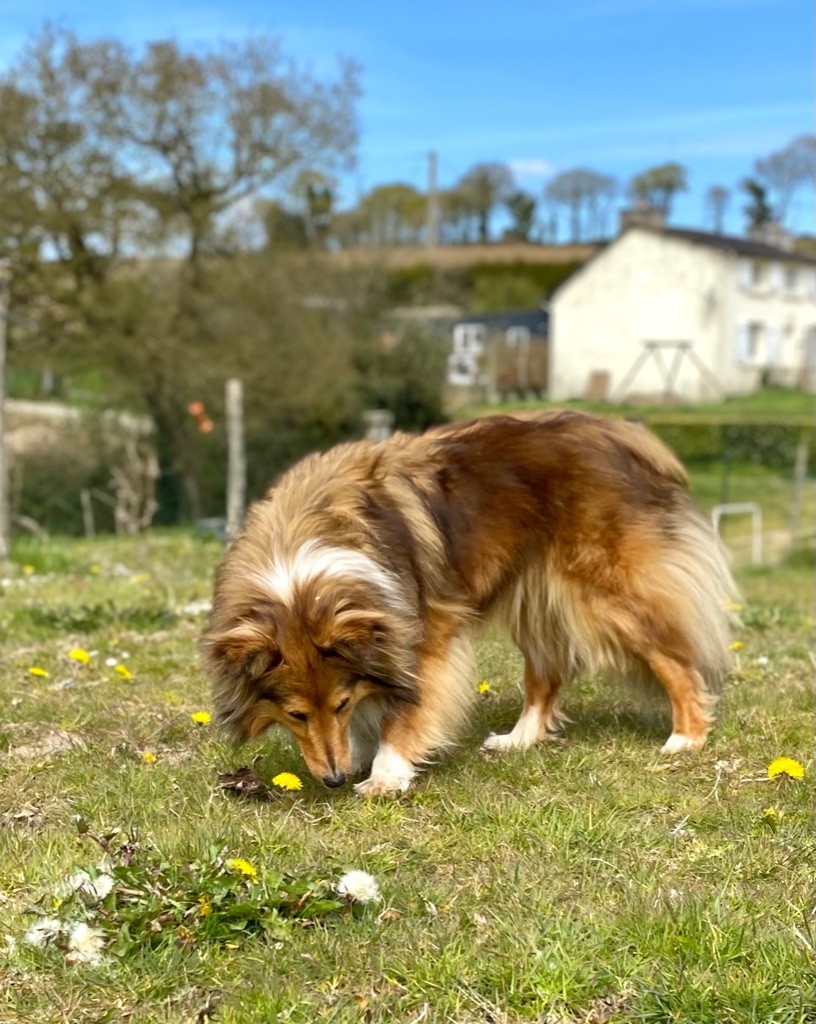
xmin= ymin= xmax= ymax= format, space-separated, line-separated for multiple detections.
xmin=453 ymin=308 xmax=549 ymax=335
xmin=636 ymin=224 xmax=816 ymax=265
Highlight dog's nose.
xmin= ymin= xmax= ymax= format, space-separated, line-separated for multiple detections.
xmin=322 ymin=771 xmax=347 ymax=789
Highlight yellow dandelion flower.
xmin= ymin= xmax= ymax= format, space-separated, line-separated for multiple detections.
xmin=141 ymin=751 xmax=157 ymax=763
xmin=191 ymin=711 xmax=212 ymax=725
xmin=272 ymin=772 xmax=303 ymax=791
xmin=28 ymin=666 xmax=49 ymax=678
xmin=763 ymin=807 xmax=777 ymax=820
xmin=725 ymin=599 xmax=743 ymax=612
xmin=198 ymin=895 xmax=212 ymax=917
xmin=22 ymin=564 xmax=35 ymax=575
xmin=767 ymin=757 xmax=805 ymax=780
xmin=226 ymin=858 xmax=257 ymax=878
xmin=729 ymin=641 xmax=743 ymax=652
xmin=69 ymin=648 xmax=91 ymax=665
xmin=477 ymin=681 xmax=491 ymax=695
xmin=115 ymin=664 xmax=133 ymax=680
xmin=89 ymin=564 xmax=101 ymax=575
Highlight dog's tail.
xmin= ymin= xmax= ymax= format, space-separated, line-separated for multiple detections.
xmin=659 ymin=502 xmax=740 ymax=693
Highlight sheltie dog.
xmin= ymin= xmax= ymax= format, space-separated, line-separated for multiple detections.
xmin=203 ymin=411 xmax=736 ymax=797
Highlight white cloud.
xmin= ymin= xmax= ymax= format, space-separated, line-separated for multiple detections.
xmin=509 ymin=158 xmax=556 ymax=181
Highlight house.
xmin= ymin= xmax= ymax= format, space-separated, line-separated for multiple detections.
xmin=549 ymin=221 xmax=816 ymax=403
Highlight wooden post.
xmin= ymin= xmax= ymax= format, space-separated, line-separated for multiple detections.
xmin=80 ymin=489 xmax=96 ymax=538
xmin=0 ymin=261 xmax=10 ymax=560
xmin=790 ymin=430 xmax=809 ymax=545
xmin=225 ymin=378 xmax=246 ymax=542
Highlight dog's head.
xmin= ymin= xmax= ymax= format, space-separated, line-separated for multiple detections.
xmin=203 ymin=544 xmax=420 ymax=788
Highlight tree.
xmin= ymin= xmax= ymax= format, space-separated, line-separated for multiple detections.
xmin=705 ymin=185 xmax=730 ymax=234
xmin=456 ymin=163 xmax=515 ymax=243
xmin=629 ymin=162 xmax=688 ymax=219
xmin=0 ymin=26 xmax=362 ymax=523
xmin=754 ymin=134 xmax=816 ymax=226
xmin=353 ymin=184 xmax=426 ymax=246
xmin=544 ymin=169 xmax=617 ymax=242
xmin=505 ymin=191 xmax=537 ymax=241
xmin=439 ymin=186 xmax=479 ymax=244
xmin=741 ymin=179 xmax=774 ymax=231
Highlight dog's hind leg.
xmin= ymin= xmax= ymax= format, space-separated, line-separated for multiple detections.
xmin=646 ymin=651 xmax=714 ymax=753
xmin=482 ymin=660 xmax=565 ymax=753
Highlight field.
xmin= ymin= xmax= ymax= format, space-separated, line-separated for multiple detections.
xmin=0 ymin=528 xmax=813 ymax=1024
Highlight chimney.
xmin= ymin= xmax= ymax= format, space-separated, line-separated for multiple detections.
xmin=619 ymin=203 xmax=666 ymax=233
xmin=748 ymin=222 xmax=795 ymax=252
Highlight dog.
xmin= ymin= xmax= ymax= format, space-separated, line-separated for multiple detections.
xmin=203 ymin=411 xmax=736 ymax=797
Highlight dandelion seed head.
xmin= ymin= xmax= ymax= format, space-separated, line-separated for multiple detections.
xmin=336 ymin=870 xmax=381 ymax=904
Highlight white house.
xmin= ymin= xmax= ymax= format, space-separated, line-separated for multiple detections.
xmin=549 ymin=223 xmax=816 ymax=403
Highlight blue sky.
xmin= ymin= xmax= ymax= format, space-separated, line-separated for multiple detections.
xmin=2 ymin=0 xmax=813 ymax=236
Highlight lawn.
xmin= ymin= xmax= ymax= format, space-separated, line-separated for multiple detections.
xmin=0 ymin=529 xmax=813 ymax=1024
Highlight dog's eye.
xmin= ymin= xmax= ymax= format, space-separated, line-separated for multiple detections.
xmin=333 ymin=697 xmax=350 ymax=714
xmin=288 ymin=711 xmax=308 ymax=722
xmin=318 ymin=645 xmax=341 ymax=659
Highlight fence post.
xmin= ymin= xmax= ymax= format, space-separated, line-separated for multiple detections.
xmin=225 ymin=378 xmax=246 ymax=542
xmin=789 ymin=430 xmax=810 ymax=546
xmin=0 ymin=261 xmax=10 ymax=560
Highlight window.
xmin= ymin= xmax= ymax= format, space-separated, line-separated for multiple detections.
xmin=750 ymin=261 xmax=765 ymax=287
xmin=747 ymin=322 xmax=763 ymax=361
xmin=784 ymin=266 xmax=798 ymax=293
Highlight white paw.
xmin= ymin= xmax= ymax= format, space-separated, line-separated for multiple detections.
xmin=661 ymin=732 xmax=704 ymax=754
xmin=481 ymin=732 xmax=525 ymax=753
xmin=354 ymin=742 xmax=415 ymax=798
xmin=354 ymin=774 xmax=412 ymax=798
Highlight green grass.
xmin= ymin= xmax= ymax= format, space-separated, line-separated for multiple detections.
xmin=0 ymin=530 xmax=813 ymax=1023
xmin=462 ymin=386 xmax=816 ymax=423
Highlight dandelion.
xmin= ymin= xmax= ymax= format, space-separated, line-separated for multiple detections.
xmin=89 ymin=565 xmax=101 ymax=575
xmin=767 ymin=757 xmax=805 ymax=780
xmin=22 ymin=565 xmax=36 ymax=576
xmin=198 ymin=896 xmax=212 ymax=917
xmin=272 ymin=772 xmax=303 ymax=791
xmin=28 ymin=666 xmax=49 ymax=678
xmin=226 ymin=858 xmax=257 ymax=879
xmin=729 ymin=641 xmax=743 ymax=652
xmin=141 ymin=751 xmax=157 ymax=763
xmin=114 ymin=664 xmax=133 ymax=680
xmin=66 ymin=922 xmax=105 ymax=965
xmin=23 ymin=918 xmax=62 ymax=948
xmin=756 ymin=655 xmax=769 ymax=667
xmin=763 ymin=807 xmax=778 ymax=821
xmin=191 ymin=711 xmax=212 ymax=725
xmin=69 ymin=648 xmax=91 ymax=665
xmin=725 ymin=599 xmax=743 ymax=612
xmin=336 ymin=870 xmax=381 ymax=904
xmin=477 ymin=682 xmax=491 ymax=695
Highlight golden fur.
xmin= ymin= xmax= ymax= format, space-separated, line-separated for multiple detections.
xmin=203 ymin=411 xmax=737 ymax=796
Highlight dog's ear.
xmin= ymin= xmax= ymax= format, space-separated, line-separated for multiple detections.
xmin=321 ymin=607 xmax=418 ymax=702
xmin=203 ymin=623 xmax=279 ymax=683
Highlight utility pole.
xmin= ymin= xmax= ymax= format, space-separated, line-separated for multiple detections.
xmin=0 ymin=261 xmax=10 ymax=559
xmin=426 ymin=151 xmax=439 ymax=250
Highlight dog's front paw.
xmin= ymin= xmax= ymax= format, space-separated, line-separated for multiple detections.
xmin=354 ymin=774 xmax=412 ymax=798
xmin=353 ymin=742 xmax=415 ymax=798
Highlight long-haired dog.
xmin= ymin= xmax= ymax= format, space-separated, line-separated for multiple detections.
xmin=203 ymin=411 xmax=736 ymax=797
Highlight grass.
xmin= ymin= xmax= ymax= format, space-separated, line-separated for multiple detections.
xmin=0 ymin=528 xmax=813 ymax=1023
xmin=462 ymin=386 xmax=816 ymax=422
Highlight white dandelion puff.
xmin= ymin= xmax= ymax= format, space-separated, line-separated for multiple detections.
xmin=24 ymin=918 xmax=63 ymax=948
xmin=66 ymin=922 xmax=105 ymax=965
xmin=336 ymin=870 xmax=381 ymax=904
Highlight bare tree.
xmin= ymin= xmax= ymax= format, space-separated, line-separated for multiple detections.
xmin=705 ymin=185 xmax=730 ymax=234
xmin=457 ymin=163 xmax=515 ymax=243
xmin=754 ymin=134 xmax=816 ymax=226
